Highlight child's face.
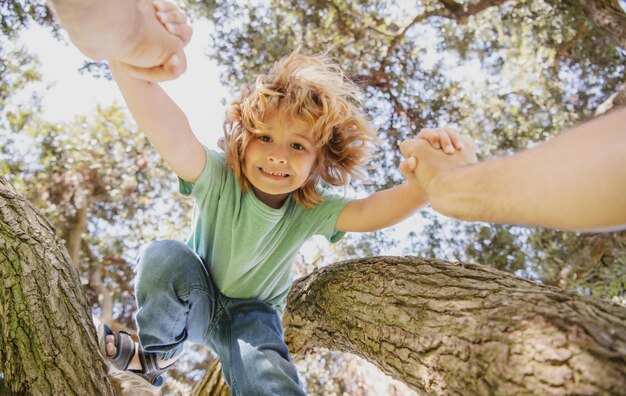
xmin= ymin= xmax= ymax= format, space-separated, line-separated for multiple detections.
xmin=243 ymin=113 xmax=317 ymax=208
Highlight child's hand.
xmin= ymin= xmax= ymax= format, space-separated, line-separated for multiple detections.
xmin=112 ymin=1 xmax=192 ymax=82
xmin=417 ymin=127 xmax=464 ymax=155
xmin=399 ymin=135 xmax=477 ymax=192
xmin=154 ymin=1 xmax=193 ymax=47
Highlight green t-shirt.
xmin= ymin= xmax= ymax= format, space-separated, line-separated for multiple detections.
xmin=179 ymin=146 xmax=351 ymax=314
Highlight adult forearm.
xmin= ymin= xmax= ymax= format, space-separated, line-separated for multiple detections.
xmin=429 ymin=108 xmax=626 ymax=231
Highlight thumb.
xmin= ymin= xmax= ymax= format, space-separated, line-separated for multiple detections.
xmin=399 ymin=156 xmax=418 ymax=182
xmin=163 ymin=52 xmax=187 ymax=76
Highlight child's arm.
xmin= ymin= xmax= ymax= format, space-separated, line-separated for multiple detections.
xmin=110 ymin=4 xmax=205 ymax=183
xmin=335 ymin=182 xmax=429 ymax=232
xmin=335 ymin=128 xmax=464 ymax=232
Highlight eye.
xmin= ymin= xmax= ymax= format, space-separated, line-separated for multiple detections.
xmin=291 ymin=143 xmax=305 ymax=151
xmin=258 ymin=135 xmax=271 ymax=143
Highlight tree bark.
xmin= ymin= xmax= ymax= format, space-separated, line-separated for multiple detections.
xmin=0 ymin=177 xmax=113 ymax=395
xmin=194 ymin=257 xmax=626 ymax=395
xmin=2 ymin=175 xmax=625 ymax=395
xmin=191 ymin=358 xmax=229 ymax=396
xmin=580 ymin=0 xmax=626 ymax=50
xmin=284 ymin=257 xmax=626 ymax=395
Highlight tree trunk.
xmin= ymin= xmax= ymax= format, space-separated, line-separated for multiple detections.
xmin=580 ymin=0 xmax=626 ymax=50
xmin=191 ymin=358 xmax=230 ymax=396
xmin=0 ymin=177 xmax=113 ymax=395
xmin=2 ymin=175 xmax=625 ymax=395
xmin=284 ymin=257 xmax=626 ymax=395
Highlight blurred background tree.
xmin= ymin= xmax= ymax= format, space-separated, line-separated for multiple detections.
xmin=1 ymin=0 xmax=624 ymax=394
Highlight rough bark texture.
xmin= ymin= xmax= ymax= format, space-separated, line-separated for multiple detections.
xmin=596 ymin=83 xmax=626 ymax=116
xmin=580 ymin=0 xmax=626 ymax=50
xmin=0 ymin=177 xmax=113 ymax=395
xmin=191 ymin=359 xmax=230 ymax=396
xmin=2 ymin=174 xmax=626 ymax=395
xmin=284 ymin=257 xmax=626 ymax=395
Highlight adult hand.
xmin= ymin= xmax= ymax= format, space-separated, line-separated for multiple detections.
xmin=399 ymin=136 xmax=477 ymax=194
xmin=49 ymin=0 xmax=191 ymax=81
xmin=119 ymin=0 xmax=193 ymax=82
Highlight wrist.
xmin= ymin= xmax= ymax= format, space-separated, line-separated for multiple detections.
xmin=109 ymin=61 xmax=152 ymax=85
xmin=402 ymin=180 xmax=427 ymax=197
xmin=427 ymin=165 xmax=480 ymax=221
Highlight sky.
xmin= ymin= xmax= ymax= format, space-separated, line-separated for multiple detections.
xmin=17 ymin=18 xmax=228 ymax=149
xmin=12 ymin=19 xmax=426 ymax=391
xmin=14 ymin=16 xmax=430 ymax=257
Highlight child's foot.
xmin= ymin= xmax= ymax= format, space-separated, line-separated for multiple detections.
xmin=104 ymin=334 xmax=178 ymax=370
xmin=98 ymin=324 xmax=178 ymax=392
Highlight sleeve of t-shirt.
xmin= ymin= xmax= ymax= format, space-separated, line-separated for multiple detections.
xmin=314 ymin=192 xmax=352 ymax=243
xmin=178 ymin=146 xmax=225 ymax=203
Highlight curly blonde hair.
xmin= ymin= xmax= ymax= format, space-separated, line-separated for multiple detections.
xmin=220 ymin=49 xmax=376 ymax=208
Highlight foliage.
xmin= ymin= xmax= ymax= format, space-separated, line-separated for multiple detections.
xmin=2 ymin=104 xmax=191 ymax=318
xmin=0 ymin=0 xmax=56 ymax=38
xmin=203 ymin=0 xmax=625 ymax=291
xmin=2 ymin=0 xmax=625 ymax=394
xmin=200 ymin=2 xmax=626 ymax=391
xmin=0 ymin=37 xmax=42 ymax=132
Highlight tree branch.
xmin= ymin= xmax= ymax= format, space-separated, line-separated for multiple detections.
xmin=579 ymin=0 xmax=626 ymax=50
xmin=284 ymin=256 xmax=626 ymax=394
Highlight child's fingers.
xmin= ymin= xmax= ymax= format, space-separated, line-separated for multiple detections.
xmin=445 ymin=127 xmax=464 ymax=151
xmin=417 ymin=129 xmax=441 ymax=150
xmin=406 ymin=156 xmax=417 ymax=171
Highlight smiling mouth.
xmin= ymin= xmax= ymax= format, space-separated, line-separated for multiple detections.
xmin=259 ymin=167 xmax=289 ymax=177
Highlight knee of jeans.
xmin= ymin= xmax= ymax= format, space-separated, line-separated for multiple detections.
xmin=135 ymin=239 xmax=188 ymax=291
xmin=235 ymin=341 xmax=300 ymax=394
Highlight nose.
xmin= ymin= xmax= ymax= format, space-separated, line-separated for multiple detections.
xmin=267 ymin=147 xmax=288 ymax=164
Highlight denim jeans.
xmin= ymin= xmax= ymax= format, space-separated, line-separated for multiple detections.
xmin=134 ymin=239 xmax=306 ymax=396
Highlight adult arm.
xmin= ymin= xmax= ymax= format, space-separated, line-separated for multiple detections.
xmin=403 ymin=107 xmax=626 ymax=232
xmin=48 ymin=0 xmax=188 ymax=79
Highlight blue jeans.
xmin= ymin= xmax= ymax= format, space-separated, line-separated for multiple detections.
xmin=134 ymin=239 xmax=306 ymax=396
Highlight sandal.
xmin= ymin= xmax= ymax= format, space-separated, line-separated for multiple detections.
xmin=98 ymin=323 xmax=174 ymax=392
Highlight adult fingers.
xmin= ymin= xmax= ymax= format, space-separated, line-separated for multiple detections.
xmin=400 ymin=139 xmax=422 ymax=158
xmin=399 ymin=139 xmax=414 ymax=158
